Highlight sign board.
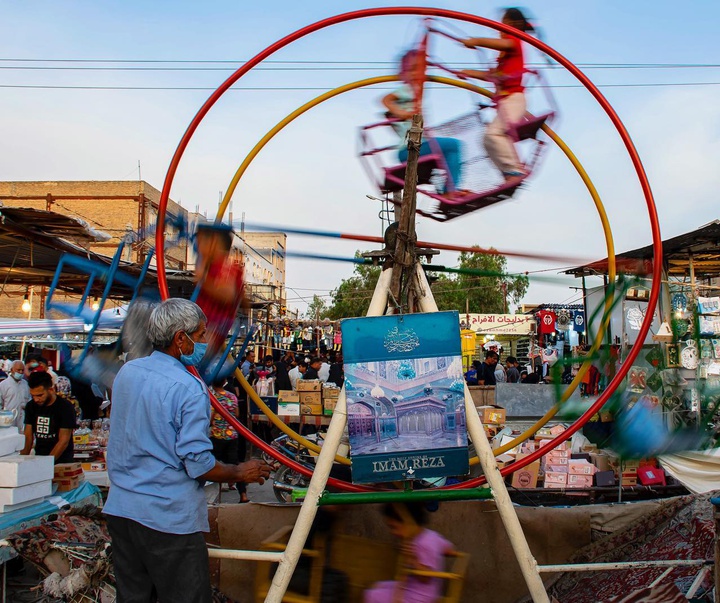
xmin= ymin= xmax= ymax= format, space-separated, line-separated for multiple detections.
xmin=460 ymin=313 xmax=535 ymax=336
xmin=342 ymin=311 xmax=469 ymax=484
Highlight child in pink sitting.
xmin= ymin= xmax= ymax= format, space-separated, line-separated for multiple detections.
xmin=364 ymin=502 xmax=454 ymax=603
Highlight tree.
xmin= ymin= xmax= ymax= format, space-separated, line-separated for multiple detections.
xmin=326 ymin=248 xmax=527 ymax=318
xmin=431 ymin=248 xmax=529 ymax=314
xmin=305 ymin=294 xmax=329 ymax=320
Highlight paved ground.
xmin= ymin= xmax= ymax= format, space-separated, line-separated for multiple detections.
xmin=206 ymin=475 xmax=281 ymax=505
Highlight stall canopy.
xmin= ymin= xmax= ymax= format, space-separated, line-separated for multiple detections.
xmin=567 ymin=220 xmax=720 ymax=279
xmin=0 ymin=206 xmax=193 ymax=298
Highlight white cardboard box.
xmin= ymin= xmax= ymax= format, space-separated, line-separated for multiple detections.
xmin=278 ymin=402 xmax=300 ymax=417
xmin=0 ymin=455 xmax=55 ymax=487
xmin=0 ymin=429 xmax=25 ymax=458
xmin=0 ymin=480 xmax=52 ymax=510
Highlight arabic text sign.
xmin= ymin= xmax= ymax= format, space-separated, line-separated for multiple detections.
xmin=461 ymin=313 xmax=535 ymax=335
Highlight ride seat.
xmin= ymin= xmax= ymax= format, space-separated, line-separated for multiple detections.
xmin=514 ymin=111 xmax=553 ymax=142
xmin=382 ymin=154 xmax=442 ymax=192
xmin=395 ymin=550 xmax=470 ymax=603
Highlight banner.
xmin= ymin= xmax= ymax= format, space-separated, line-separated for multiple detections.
xmin=342 ymin=311 xmax=469 ymax=484
xmin=460 ymin=313 xmax=535 ymax=336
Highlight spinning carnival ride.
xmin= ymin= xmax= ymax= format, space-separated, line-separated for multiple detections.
xmin=40 ymin=6 xmax=664 ymax=513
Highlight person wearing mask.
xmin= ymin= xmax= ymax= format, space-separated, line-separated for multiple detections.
xmin=478 ymin=351 xmax=499 ymax=386
xmin=21 ymin=371 xmax=76 ymax=463
xmin=0 ymin=361 xmax=30 ymax=429
xmin=103 ymin=298 xmax=272 ymax=602
xmin=289 ymin=360 xmax=307 ymax=391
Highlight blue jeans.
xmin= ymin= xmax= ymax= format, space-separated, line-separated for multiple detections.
xmin=398 ymin=137 xmax=463 ymax=193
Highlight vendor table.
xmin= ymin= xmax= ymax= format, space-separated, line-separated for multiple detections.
xmin=251 ymin=414 xmax=332 ymax=428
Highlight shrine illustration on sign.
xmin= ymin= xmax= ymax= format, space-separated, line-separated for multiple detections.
xmin=341 ymin=311 xmax=469 ymax=483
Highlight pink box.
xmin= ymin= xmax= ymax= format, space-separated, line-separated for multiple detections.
xmin=545 ymin=464 xmax=568 ymax=473
xmin=544 ymin=472 xmax=568 ymax=488
xmin=544 ymin=452 xmax=569 ymax=464
xmin=567 ymin=474 xmax=594 ymax=488
xmin=538 ymin=439 xmax=571 ymax=452
xmin=568 ymin=460 xmax=597 ymax=475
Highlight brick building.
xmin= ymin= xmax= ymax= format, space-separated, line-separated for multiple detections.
xmin=0 ymin=180 xmax=189 ymax=319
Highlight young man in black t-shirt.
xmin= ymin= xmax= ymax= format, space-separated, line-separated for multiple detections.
xmin=21 ymin=371 xmax=76 ymax=464
xmin=478 ymin=351 xmax=500 ymax=386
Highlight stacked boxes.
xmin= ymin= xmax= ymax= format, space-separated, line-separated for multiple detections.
xmin=0 ymin=455 xmax=54 ymax=511
xmin=539 ymin=431 xmax=571 ymax=489
xmin=54 ymin=462 xmax=85 ymax=492
xmin=322 ymin=385 xmax=341 ymax=416
xmin=567 ymin=460 xmax=597 ymax=489
xmin=277 ymin=391 xmax=300 ymax=417
xmin=297 ymin=380 xmax=323 ymax=415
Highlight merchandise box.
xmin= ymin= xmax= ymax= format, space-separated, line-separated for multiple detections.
xmin=637 ymin=466 xmax=666 ymax=486
xmin=543 ymin=450 xmax=570 ymax=463
xmin=0 ymin=455 xmax=55 ymax=488
xmin=0 ymin=480 xmax=52 ymax=510
xmin=300 ymin=403 xmax=323 ymax=416
xmin=497 ymin=434 xmax=521 ymax=456
xmin=621 ymin=471 xmax=638 ymax=486
xmin=590 ymin=452 xmax=612 ymax=472
xmin=594 ymin=470 xmax=616 ymax=487
xmin=496 ymin=453 xmax=515 ymax=469
xmin=549 ymin=424 xmax=567 ymax=436
xmin=538 ymin=438 xmax=570 ymax=451
xmin=510 ymin=454 xmax=539 ymax=489
xmin=277 ymin=391 xmax=300 ymax=404
xmin=322 ymin=386 xmax=341 ymax=399
xmin=568 ymin=460 xmax=597 ymax=476
xmin=296 ymin=380 xmax=322 ymax=392
xmin=249 ymin=396 xmax=278 ymax=416
xmin=278 ymin=402 xmax=301 ymax=417
xmin=477 ymin=405 xmax=506 ymax=426
xmin=299 ymin=392 xmax=322 ymax=406
xmin=323 ymin=398 xmax=337 ymax=415
xmin=567 ymin=473 xmax=593 ymax=488
xmin=81 ymin=462 xmax=107 ymax=472
xmin=544 ymin=471 xmax=568 ymax=488
xmin=544 ymin=464 xmax=568 ymax=474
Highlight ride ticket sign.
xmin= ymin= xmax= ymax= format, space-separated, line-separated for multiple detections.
xmin=342 ymin=311 xmax=469 ymax=484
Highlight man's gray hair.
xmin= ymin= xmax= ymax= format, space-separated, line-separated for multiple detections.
xmin=148 ymin=298 xmax=207 ymax=349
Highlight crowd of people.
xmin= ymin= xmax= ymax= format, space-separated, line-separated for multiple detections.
xmin=464 ymin=351 xmax=548 ymax=385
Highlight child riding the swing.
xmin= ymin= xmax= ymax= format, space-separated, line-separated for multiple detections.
xmin=382 ymin=49 xmax=466 ymax=199
xmin=460 ymin=7 xmax=535 ymax=182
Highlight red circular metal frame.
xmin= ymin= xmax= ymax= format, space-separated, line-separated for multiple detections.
xmin=154 ymin=7 xmax=662 ymax=492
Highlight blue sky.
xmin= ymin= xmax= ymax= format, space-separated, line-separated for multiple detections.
xmin=2 ymin=1 xmax=719 ymax=313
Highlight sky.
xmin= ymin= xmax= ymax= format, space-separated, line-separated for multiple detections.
xmin=2 ymin=1 xmax=720 ymax=315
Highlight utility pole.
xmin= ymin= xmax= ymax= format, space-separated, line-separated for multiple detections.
xmin=389 ymin=114 xmax=423 ymax=309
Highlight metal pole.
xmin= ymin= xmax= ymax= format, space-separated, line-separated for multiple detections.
xmin=538 ymin=559 xmax=711 ymax=573
xmin=208 ymin=549 xmax=284 ymax=562
xmin=463 ymin=383 xmax=550 ymax=602
xmin=264 ymin=388 xmax=349 ymax=602
xmin=319 ymin=487 xmax=492 ymax=505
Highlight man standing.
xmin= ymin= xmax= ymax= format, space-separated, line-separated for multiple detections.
xmin=478 ymin=351 xmax=499 ymax=386
xmin=304 ymin=357 xmax=323 ymax=381
xmin=0 ymin=360 xmax=30 ymax=429
xmin=506 ymin=356 xmax=521 ymax=383
xmin=240 ymin=350 xmax=256 ymax=379
xmin=289 ymin=360 xmax=307 ymax=390
xmin=21 ymin=371 xmax=76 ymax=463
xmin=103 ymin=298 xmax=272 ymax=603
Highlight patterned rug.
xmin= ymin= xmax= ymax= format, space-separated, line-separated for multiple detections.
xmin=534 ymin=493 xmax=716 ymax=602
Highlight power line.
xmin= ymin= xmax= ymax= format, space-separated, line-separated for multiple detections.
xmin=2 ymin=82 xmax=720 ymax=91
xmin=1 ymin=58 xmax=720 ymax=69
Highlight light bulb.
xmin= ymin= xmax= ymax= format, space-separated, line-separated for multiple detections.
xmin=91 ymin=298 xmax=100 ymax=311
xmin=21 ymin=295 xmax=31 ymax=313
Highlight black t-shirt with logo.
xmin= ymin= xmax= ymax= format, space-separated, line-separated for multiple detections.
xmin=24 ymin=394 xmax=76 ymax=463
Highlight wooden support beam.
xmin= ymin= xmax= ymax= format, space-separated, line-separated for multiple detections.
xmin=390 ymin=114 xmax=423 ymax=307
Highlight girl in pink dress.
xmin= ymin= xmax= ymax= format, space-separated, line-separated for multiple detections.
xmin=364 ymin=503 xmax=454 ymax=603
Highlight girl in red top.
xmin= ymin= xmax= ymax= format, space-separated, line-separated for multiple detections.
xmin=461 ymin=8 xmax=535 ymax=180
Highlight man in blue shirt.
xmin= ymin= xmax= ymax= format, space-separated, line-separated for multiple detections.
xmin=104 ymin=298 xmax=272 ymax=603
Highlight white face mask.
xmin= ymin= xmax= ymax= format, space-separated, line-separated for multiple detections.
xmin=11 ymin=372 xmax=23 ymax=382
